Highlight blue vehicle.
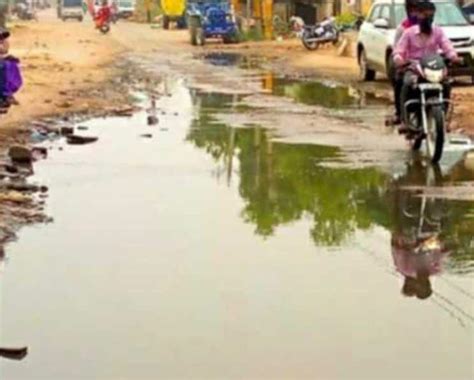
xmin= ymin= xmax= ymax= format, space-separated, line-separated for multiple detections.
xmin=187 ymin=0 xmax=241 ymax=46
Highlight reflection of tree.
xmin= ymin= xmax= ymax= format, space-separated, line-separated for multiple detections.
xmin=441 ymin=202 xmax=474 ymax=275
xmin=187 ymin=92 xmax=474 ymax=272
xmin=187 ymin=95 xmax=388 ymax=244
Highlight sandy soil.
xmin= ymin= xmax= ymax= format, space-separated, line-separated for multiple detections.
xmin=2 ymin=12 xmax=125 ymax=131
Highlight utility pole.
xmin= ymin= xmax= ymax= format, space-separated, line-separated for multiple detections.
xmin=145 ymin=0 xmax=152 ymax=23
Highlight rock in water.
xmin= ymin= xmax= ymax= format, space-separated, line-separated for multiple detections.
xmin=60 ymin=126 xmax=74 ymax=136
xmin=0 ymin=347 xmax=28 ymax=361
xmin=147 ymin=115 xmax=159 ymax=126
xmin=66 ymin=135 xmax=98 ymax=145
xmin=8 ymin=146 xmax=32 ymax=164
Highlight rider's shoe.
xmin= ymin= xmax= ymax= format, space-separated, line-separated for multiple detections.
xmin=398 ymin=124 xmax=410 ymax=134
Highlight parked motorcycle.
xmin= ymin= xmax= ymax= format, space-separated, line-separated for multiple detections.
xmin=301 ymin=18 xmax=339 ymax=51
xmin=401 ymin=54 xmax=455 ymax=164
xmin=13 ymin=2 xmax=37 ymax=21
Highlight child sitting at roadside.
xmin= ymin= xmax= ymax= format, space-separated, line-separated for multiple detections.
xmin=0 ymin=27 xmax=23 ymax=113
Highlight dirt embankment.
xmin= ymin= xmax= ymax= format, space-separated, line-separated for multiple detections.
xmin=2 ymin=14 xmax=126 ymax=132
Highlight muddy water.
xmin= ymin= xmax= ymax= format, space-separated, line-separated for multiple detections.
xmin=1 ymin=81 xmax=473 ymax=380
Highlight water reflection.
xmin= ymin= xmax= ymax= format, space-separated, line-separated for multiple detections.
xmin=391 ymin=162 xmax=450 ymax=300
xmin=188 ymin=92 xmax=474 ymax=277
xmin=270 ymin=78 xmax=386 ymax=108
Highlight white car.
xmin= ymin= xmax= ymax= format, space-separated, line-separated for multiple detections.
xmin=357 ymin=0 xmax=474 ymax=83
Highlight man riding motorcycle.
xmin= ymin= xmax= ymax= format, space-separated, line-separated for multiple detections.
xmin=393 ymin=1 xmax=461 ymax=131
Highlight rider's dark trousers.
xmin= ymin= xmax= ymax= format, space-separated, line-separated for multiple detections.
xmin=393 ymin=71 xmax=404 ymax=119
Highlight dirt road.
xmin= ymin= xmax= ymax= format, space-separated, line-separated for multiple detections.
xmin=2 ymin=12 xmax=473 ymax=136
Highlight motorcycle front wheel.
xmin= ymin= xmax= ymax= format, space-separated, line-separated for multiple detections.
xmin=425 ymin=105 xmax=445 ymax=164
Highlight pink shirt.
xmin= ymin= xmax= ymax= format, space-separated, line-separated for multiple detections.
xmin=394 ymin=18 xmax=418 ymax=46
xmin=394 ymin=25 xmax=457 ymax=64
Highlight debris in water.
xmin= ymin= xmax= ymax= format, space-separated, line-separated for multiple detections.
xmin=60 ymin=126 xmax=74 ymax=136
xmin=32 ymin=147 xmax=48 ymax=158
xmin=0 ymin=191 xmax=32 ymax=204
xmin=110 ymin=106 xmax=137 ymax=117
xmin=66 ymin=135 xmax=99 ymax=145
xmin=140 ymin=133 xmax=153 ymax=138
xmin=147 ymin=115 xmax=159 ymax=126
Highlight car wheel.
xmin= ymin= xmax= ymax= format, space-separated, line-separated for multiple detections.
xmin=386 ymin=54 xmax=396 ymax=84
xmin=359 ymin=49 xmax=376 ymax=81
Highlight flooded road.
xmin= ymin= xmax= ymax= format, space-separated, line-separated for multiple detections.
xmin=1 ymin=79 xmax=473 ymax=379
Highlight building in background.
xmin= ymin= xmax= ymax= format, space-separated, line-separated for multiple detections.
xmin=235 ymin=0 xmax=373 ymax=27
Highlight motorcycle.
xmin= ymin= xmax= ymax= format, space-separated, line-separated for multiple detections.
xmin=402 ymin=54 xmax=454 ymax=164
xmin=94 ymin=6 xmax=112 ymax=34
xmin=301 ymin=18 xmax=339 ymax=51
xmin=13 ymin=2 xmax=37 ymax=21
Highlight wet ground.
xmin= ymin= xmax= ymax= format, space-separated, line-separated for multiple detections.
xmin=1 ymin=57 xmax=474 ymax=379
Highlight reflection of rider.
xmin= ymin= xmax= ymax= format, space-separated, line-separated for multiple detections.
xmin=392 ymin=235 xmax=448 ymax=299
xmin=391 ymin=161 xmax=450 ymax=300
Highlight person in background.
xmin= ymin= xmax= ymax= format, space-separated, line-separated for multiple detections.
xmin=391 ymin=0 xmax=421 ymax=126
xmin=0 ymin=28 xmax=23 ymax=112
xmin=95 ymin=0 xmax=111 ymax=29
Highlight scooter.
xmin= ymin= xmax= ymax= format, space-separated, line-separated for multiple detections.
xmin=94 ymin=7 xmax=111 ymax=34
xmin=301 ymin=17 xmax=339 ymax=51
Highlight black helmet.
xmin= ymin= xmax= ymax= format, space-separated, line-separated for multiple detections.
xmin=417 ymin=0 xmax=436 ymax=12
xmin=406 ymin=0 xmax=420 ymax=13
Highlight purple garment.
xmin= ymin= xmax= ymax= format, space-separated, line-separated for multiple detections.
xmin=2 ymin=57 xmax=23 ymax=97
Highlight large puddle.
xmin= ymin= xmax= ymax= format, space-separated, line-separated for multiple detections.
xmin=1 ymin=81 xmax=473 ymax=379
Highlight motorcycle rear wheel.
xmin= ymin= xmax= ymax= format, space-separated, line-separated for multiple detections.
xmin=302 ymin=32 xmax=319 ymax=50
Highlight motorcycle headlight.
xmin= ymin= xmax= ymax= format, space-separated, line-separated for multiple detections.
xmin=424 ymin=68 xmax=444 ymax=83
